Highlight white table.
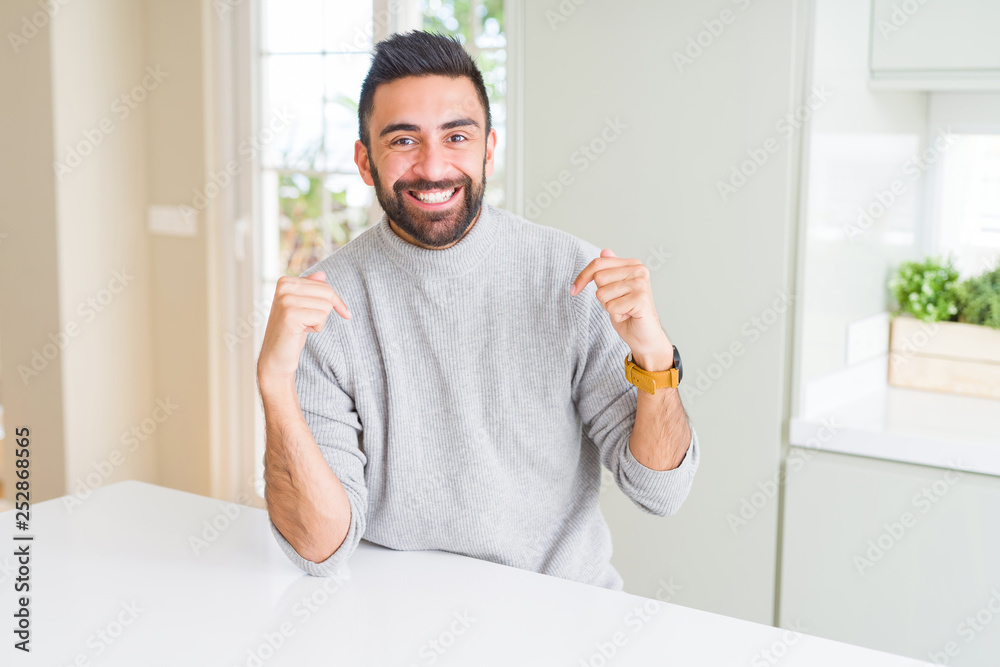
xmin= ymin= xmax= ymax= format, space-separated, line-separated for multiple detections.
xmin=1 ymin=481 xmax=929 ymax=666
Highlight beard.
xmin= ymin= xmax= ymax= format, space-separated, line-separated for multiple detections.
xmin=370 ymin=158 xmax=487 ymax=248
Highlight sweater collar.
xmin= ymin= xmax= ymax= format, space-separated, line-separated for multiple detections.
xmin=374 ymin=200 xmax=499 ymax=279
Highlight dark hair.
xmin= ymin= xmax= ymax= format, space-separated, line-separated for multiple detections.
xmin=358 ymin=30 xmax=492 ymax=152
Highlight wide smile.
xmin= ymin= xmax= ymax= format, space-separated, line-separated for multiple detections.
xmin=405 ymin=186 xmax=462 ymax=208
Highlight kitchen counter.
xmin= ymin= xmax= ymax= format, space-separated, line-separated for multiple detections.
xmin=791 ymin=384 xmax=1000 ymax=476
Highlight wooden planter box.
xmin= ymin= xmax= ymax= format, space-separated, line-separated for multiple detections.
xmin=889 ymin=317 xmax=1000 ymax=400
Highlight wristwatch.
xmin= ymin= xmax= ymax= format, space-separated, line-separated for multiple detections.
xmin=624 ymin=345 xmax=683 ymax=395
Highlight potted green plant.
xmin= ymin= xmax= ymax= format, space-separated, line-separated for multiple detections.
xmin=887 ymin=257 xmax=1000 ymax=400
xmin=957 ymin=265 xmax=1000 ymax=330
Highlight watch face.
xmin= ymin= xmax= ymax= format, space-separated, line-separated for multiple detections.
xmin=673 ymin=345 xmax=683 ymax=383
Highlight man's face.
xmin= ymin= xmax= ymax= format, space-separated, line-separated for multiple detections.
xmin=355 ymin=75 xmax=496 ymax=248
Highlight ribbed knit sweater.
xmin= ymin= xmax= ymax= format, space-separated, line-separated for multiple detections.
xmin=268 ymin=202 xmax=700 ymax=590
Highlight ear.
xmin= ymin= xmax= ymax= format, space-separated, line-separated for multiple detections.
xmin=355 ymin=139 xmax=374 ymax=186
xmin=484 ymin=128 xmax=498 ymax=179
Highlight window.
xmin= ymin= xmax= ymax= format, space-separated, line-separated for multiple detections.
xmin=259 ymin=1 xmax=378 ymax=283
xmin=421 ymin=0 xmax=507 ymax=209
xmin=932 ymin=133 xmax=1000 ymax=277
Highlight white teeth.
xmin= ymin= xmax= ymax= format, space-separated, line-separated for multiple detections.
xmin=413 ymin=188 xmax=455 ymax=203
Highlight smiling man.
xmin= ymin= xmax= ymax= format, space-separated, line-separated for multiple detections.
xmin=258 ymin=30 xmax=700 ymax=590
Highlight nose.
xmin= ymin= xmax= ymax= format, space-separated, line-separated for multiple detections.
xmin=410 ymin=139 xmax=452 ymax=184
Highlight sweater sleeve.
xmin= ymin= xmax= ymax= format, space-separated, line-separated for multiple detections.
xmin=267 ymin=312 xmax=368 ymax=577
xmin=569 ymin=243 xmax=699 ymax=517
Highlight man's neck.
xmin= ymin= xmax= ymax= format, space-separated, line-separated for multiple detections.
xmin=388 ymin=206 xmax=482 ymax=250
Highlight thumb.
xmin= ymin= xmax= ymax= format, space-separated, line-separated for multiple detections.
xmin=305 ymin=271 xmax=326 ymax=282
xmin=601 ymin=248 xmax=617 ymax=258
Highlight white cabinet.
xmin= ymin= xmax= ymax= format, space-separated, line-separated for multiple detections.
xmin=869 ymin=0 xmax=1000 ymax=89
xmin=779 ymin=449 xmax=1000 ymax=666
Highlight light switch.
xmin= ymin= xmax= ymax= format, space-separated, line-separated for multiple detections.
xmin=148 ymin=205 xmax=197 ymax=237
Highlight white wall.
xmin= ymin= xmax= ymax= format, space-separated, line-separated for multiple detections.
xmin=796 ymin=0 xmax=927 ymax=388
xmin=49 ymin=0 xmax=158 ymax=496
xmin=0 ymin=0 xmax=68 ymax=501
xmin=144 ymin=0 xmax=214 ymax=497
xmin=0 ymin=0 xmax=216 ymax=503
xmin=522 ymin=0 xmax=808 ymax=623
xmin=0 ymin=0 xmax=159 ymax=502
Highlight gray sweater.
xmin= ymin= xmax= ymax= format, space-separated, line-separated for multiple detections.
xmin=268 ymin=202 xmax=700 ymax=590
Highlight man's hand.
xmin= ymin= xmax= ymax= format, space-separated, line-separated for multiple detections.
xmin=573 ymin=249 xmax=691 ymax=472
xmin=257 ymin=270 xmax=355 ymax=566
xmin=571 ymin=249 xmax=672 ymax=371
xmin=257 ymin=271 xmax=352 ymax=389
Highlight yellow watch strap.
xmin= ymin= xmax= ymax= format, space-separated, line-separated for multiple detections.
xmin=624 ymin=354 xmax=679 ymax=395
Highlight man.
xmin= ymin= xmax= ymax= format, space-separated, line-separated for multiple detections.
xmin=258 ymin=30 xmax=699 ymax=591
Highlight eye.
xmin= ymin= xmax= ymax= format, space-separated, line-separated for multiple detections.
xmin=392 ymin=137 xmax=415 ymax=146
xmin=447 ymin=134 xmax=468 ymax=143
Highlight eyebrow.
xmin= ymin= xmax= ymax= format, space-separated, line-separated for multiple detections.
xmin=379 ymin=117 xmax=480 ymax=138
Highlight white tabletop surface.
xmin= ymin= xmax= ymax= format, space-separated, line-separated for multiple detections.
xmin=1 ymin=480 xmax=930 ymax=666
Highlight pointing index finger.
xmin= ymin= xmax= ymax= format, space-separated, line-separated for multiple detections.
xmin=330 ymin=289 xmax=352 ymax=320
xmin=304 ymin=270 xmax=352 ymax=319
xmin=570 ymin=249 xmax=621 ymax=295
